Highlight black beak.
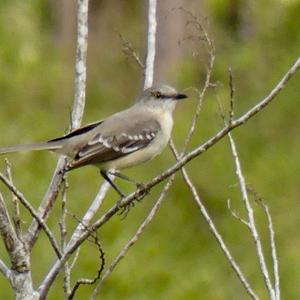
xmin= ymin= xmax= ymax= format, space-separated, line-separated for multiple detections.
xmin=174 ymin=93 xmax=188 ymax=100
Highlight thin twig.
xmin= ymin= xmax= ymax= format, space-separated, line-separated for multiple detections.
xmin=118 ymin=33 xmax=144 ymax=70
xmin=67 ymin=218 xmax=105 ymax=300
xmin=170 ymin=142 xmax=259 ymax=300
xmin=69 ymin=248 xmax=81 ymax=271
xmin=25 ymin=158 xmax=67 ymax=249
xmin=0 ymin=258 xmax=10 ymax=279
xmin=60 ymin=178 xmax=71 ymax=298
xmin=227 ymin=199 xmax=250 ymax=227
xmin=181 ymin=14 xmax=215 ymax=153
xmin=38 ymin=55 xmax=300 ymax=298
xmin=228 ymin=132 xmax=275 ymax=299
xmin=0 ymin=192 xmax=24 ymax=272
xmin=0 ymin=173 xmax=62 ymax=259
xmin=228 ymin=68 xmax=235 ymax=124
xmin=262 ymin=204 xmax=280 ymax=300
xmin=4 ymin=159 xmax=21 ymax=238
xmin=248 ymin=187 xmax=280 ymax=300
xmin=226 ymin=64 xmax=275 ymax=298
xmin=91 ymin=176 xmax=175 ymax=298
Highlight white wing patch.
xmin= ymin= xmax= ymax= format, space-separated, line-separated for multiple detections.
xmin=78 ymin=130 xmax=158 ymax=159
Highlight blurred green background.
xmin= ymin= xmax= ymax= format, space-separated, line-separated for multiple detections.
xmin=0 ymin=0 xmax=300 ymax=299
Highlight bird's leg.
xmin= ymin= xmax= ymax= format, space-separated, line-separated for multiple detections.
xmin=107 ymin=170 xmax=151 ymax=201
xmin=100 ymin=169 xmax=136 ymax=218
xmin=100 ymin=169 xmax=126 ymax=199
xmin=107 ymin=170 xmax=145 ymax=190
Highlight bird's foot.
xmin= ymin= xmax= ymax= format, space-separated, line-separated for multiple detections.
xmin=117 ymin=197 xmax=136 ymax=219
xmin=136 ymin=183 xmax=151 ymax=201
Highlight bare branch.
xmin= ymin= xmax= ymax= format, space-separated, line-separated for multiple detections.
xmin=118 ymin=33 xmax=144 ymax=70
xmin=228 ymin=132 xmax=275 ymax=299
xmin=182 ymin=19 xmax=215 ymax=153
xmin=72 ymin=0 xmax=89 ymax=130
xmin=228 ymin=67 xmax=235 ymax=124
xmin=69 ymin=247 xmax=81 ymax=271
xmin=68 ymin=233 xmax=105 ymax=300
xmin=227 ymin=199 xmax=250 ymax=227
xmin=68 ymin=180 xmax=112 ymax=247
xmin=25 ymin=158 xmax=67 ymax=249
xmin=248 ymin=187 xmax=280 ymax=300
xmin=0 ymin=192 xmax=18 ymax=269
xmin=170 ymin=143 xmax=259 ymax=300
xmin=262 ymin=204 xmax=280 ymax=300
xmin=5 ymin=159 xmax=21 ymax=238
xmin=0 ymin=192 xmax=38 ymax=299
xmin=0 ymin=173 xmax=62 ymax=259
xmin=38 ymin=55 xmax=300 ymax=299
xmin=0 ymin=258 xmax=10 ymax=279
xmin=60 ymin=178 xmax=71 ymax=298
xmin=91 ymin=176 xmax=175 ymax=298
xmin=144 ymin=0 xmax=157 ymax=89
xmin=26 ymin=0 xmax=89 ymax=251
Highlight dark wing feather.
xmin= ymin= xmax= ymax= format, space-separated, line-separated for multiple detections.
xmin=48 ymin=120 xmax=103 ymax=143
xmin=67 ymin=119 xmax=160 ymax=170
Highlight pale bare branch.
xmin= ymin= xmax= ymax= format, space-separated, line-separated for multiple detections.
xmin=227 ymin=199 xmax=250 ymax=227
xmin=262 ymin=204 xmax=280 ymax=300
xmin=144 ymin=0 xmax=157 ymax=89
xmin=0 ymin=192 xmax=39 ymax=299
xmin=25 ymin=0 xmax=90 ymax=249
xmin=170 ymin=143 xmax=259 ymax=300
xmin=118 ymin=33 xmax=144 ymax=70
xmin=68 ymin=180 xmax=111 ymax=247
xmin=0 ymin=258 xmax=10 ymax=279
xmin=0 ymin=173 xmax=62 ymax=259
xmin=5 ymin=159 xmax=21 ymax=238
xmin=248 ymin=187 xmax=280 ymax=300
xmin=60 ymin=178 xmax=71 ymax=298
xmin=228 ymin=132 xmax=275 ymax=299
xmin=91 ymin=176 xmax=175 ymax=298
xmin=72 ymin=0 xmax=89 ymax=130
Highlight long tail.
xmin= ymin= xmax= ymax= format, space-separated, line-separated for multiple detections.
xmin=0 ymin=142 xmax=62 ymax=155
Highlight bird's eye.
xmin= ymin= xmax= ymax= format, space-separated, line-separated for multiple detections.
xmin=152 ymin=91 xmax=161 ymax=98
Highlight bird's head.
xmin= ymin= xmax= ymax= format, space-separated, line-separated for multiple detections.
xmin=138 ymin=85 xmax=188 ymax=112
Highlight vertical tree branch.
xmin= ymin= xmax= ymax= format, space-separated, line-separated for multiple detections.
xmin=72 ymin=0 xmax=89 ymax=130
xmin=170 ymin=143 xmax=259 ymax=300
xmin=0 ymin=192 xmax=39 ymax=299
xmin=228 ymin=132 xmax=275 ymax=299
xmin=25 ymin=0 xmax=90 ymax=250
xmin=60 ymin=179 xmax=71 ymax=298
xmin=261 ymin=202 xmax=280 ymax=300
xmin=144 ymin=0 xmax=157 ymax=89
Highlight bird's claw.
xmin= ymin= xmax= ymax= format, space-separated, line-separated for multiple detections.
xmin=136 ymin=183 xmax=151 ymax=201
xmin=117 ymin=197 xmax=135 ymax=219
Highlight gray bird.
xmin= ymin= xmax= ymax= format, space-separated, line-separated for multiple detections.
xmin=0 ymin=85 xmax=188 ymax=196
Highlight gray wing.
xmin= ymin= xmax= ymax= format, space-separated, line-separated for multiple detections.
xmin=67 ymin=118 xmax=160 ymax=170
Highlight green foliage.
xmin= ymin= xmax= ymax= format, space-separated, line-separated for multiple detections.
xmin=0 ymin=1 xmax=300 ymax=299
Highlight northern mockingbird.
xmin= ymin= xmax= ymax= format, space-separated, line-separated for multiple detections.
xmin=0 ymin=85 xmax=188 ymax=197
